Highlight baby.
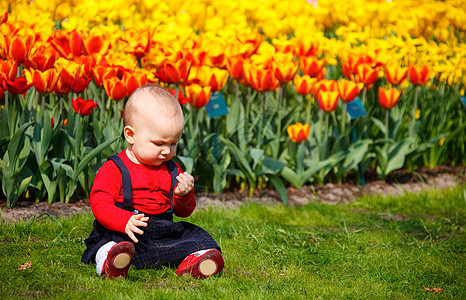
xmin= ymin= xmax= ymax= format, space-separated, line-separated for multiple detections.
xmin=81 ymin=83 xmax=224 ymax=279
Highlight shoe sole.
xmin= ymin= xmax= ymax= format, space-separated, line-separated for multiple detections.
xmin=199 ymin=259 xmax=217 ymax=276
xmin=105 ymin=241 xmax=135 ymax=279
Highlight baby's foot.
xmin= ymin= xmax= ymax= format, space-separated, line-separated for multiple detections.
xmin=176 ymin=249 xmax=224 ymax=279
xmin=104 ymin=241 xmax=135 ymax=279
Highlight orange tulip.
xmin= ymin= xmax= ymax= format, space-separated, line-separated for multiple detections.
xmin=293 ymin=74 xmax=317 ymax=96
xmin=287 ymin=122 xmax=310 ymax=143
xmin=92 ymin=65 xmax=117 ymax=87
xmin=338 ymin=79 xmax=364 ymax=102
xmin=82 ymin=34 xmax=110 ymax=56
xmin=245 ymin=66 xmax=280 ymax=92
xmin=49 ymin=30 xmax=83 ymax=59
xmin=273 ymin=52 xmax=298 ymax=83
xmin=205 ymin=68 xmax=229 ymax=92
xmin=123 ymin=70 xmax=147 ymax=96
xmin=23 ymin=46 xmax=57 ymax=72
xmin=6 ymin=34 xmax=33 ymax=63
xmin=385 ymin=64 xmax=408 ymax=86
xmin=300 ymin=56 xmax=326 ymax=79
xmin=235 ymin=31 xmax=262 ymax=58
xmin=295 ymin=39 xmax=319 ymax=57
xmin=53 ymin=78 xmax=70 ymax=95
xmin=120 ymin=27 xmax=152 ymax=59
xmin=185 ymin=84 xmax=212 ymax=108
xmin=154 ymin=58 xmax=191 ymax=84
xmin=312 ymin=79 xmax=337 ymax=98
xmin=408 ymin=64 xmax=430 ymax=86
xmin=341 ymin=53 xmax=365 ymax=80
xmin=24 ymin=68 xmax=59 ymax=94
xmin=104 ymin=76 xmax=127 ymax=101
xmin=378 ymin=87 xmax=401 ymax=110
xmin=356 ymin=64 xmax=378 ymax=89
xmin=226 ymin=56 xmax=245 ymax=81
xmin=318 ymin=90 xmax=339 ymax=113
xmin=0 ymin=59 xmax=17 ymax=82
xmin=274 ymin=39 xmax=296 ymax=55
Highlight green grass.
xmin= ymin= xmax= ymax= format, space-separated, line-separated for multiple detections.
xmin=1 ymin=186 xmax=465 ymax=299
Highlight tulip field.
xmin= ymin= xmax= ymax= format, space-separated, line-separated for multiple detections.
xmin=0 ymin=0 xmax=465 ymax=207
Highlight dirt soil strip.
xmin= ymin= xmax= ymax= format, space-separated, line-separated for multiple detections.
xmin=1 ymin=166 xmax=464 ymax=223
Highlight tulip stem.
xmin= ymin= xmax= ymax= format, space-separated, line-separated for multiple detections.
xmin=41 ymin=94 xmax=45 ymax=117
xmin=410 ymin=85 xmax=420 ymax=135
xmin=342 ymin=102 xmax=347 ymax=140
xmin=385 ymin=109 xmax=389 ymax=139
xmin=361 ymin=87 xmax=367 ymax=104
xmin=4 ymin=90 xmax=8 ymax=112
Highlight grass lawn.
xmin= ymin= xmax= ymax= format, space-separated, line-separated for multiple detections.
xmin=1 ymin=185 xmax=465 ymax=299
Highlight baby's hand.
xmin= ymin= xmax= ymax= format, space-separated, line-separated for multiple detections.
xmin=125 ymin=214 xmax=149 ymax=243
xmin=175 ymin=172 xmax=194 ymax=196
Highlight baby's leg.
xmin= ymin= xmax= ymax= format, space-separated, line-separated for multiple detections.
xmin=176 ymin=249 xmax=224 ymax=279
xmin=95 ymin=241 xmax=116 ymax=276
xmin=95 ymin=241 xmax=135 ymax=279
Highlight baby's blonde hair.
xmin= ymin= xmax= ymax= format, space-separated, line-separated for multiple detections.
xmin=123 ymin=84 xmax=182 ymax=127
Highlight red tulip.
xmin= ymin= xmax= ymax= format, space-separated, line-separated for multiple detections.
xmin=168 ymin=88 xmax=189 ymax=105
xmin=49 ymin=30 xmax=83 ymax=59
xmin=245 ymin=66 xmax=280 ymax=92
xmin=82 ymin=34 xmax=110 ymax=56
xmin=185 ymin=84 xmax=212 ymax=108
xmin=273 ymin=52 xmax=298 ymax=83
xmin=385 ymin=64 xmax=408 ymax=86
xmin=103 ymin=76 xmax=127 ymax=100
xmin=154 ymin=58 xmax=191 ymax=84
xmin=293 ymin=74 xmax=317 ymax=96
xmin=312 ymin=79 xmax=337 ymax=98
xmin=378 ymin=87 xmax=401 ymax=110
xmin=226 ymin=56 xmax=245 ymax=81
xmin=408 ymin=64 xmax=430 ymax=86
xmin=2 ymin=77 xmax=34 ymax=95
xmin=6 ymin=34 xmax=33 ymax=63
xmin=356 ymin=64 xmax=378 ymax=89
xmin=338 ymin=79 xmax=364 ymax=102
xmin=300 ymin=56 xmax=326 ymax=79
xmin=72 ymin=97 xmax=97 ymax=116
xmin=287 ymin=122 xmax=310 ymax=143
xmin=70 ymin=76 xmax=92 ymax=94
xmin=318 ymin=90 xmax=339 ymax=113
xmin=123 ymin=70 xmax=147 ymax=96
xmin=23 ymin=68 xmax=59 ymax=94
xmin=0 ymin=59 xmax=17 ymax=82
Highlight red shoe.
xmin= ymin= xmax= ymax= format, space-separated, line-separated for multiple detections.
xmin=176 ymin=249 xmax=224 ymax=279
xmin=103 ymin=241 xmax=135 ymax=279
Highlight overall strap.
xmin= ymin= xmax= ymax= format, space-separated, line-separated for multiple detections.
xmin=107 ymin=155 xmax=179 ymax=214
xmin=108 ymin=155 xmax=134 ymax=211
xmin=165 ymin=159 xmax=179 ymax=214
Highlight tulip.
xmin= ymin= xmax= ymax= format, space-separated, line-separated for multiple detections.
xmin=356 ymin=63 xmax=378 ymax=89
xmin=103 ymin=76 xmax=127 ymax=100
xmin=92 ymin=65 xmax=117 ymax=87
xmin=82 ymin=34 xmax=110 ymax=56
xmin=245 ymin=66 xmax=280 ymax=92
xmin=154 ymin=59 xmax=191 ymax=84
xmin=273 ymin=52 xmax=298 ymax=83
xmin=300 ymin=56 xmax=326 ymax=79
xmin=378 ymin=87 xmax=401 ymax=110
xmin=72 ymin=97 xmax=97 ymax=116
xmin=24 ymin=47 xmax=57 ymax=72
xmin=287 ymin=122 xmax=310 ymax=143
xmin=51 ymin=116 xmax=55 ymax=129
xmin=408 ymin=64 xmax=430 ymax=86
xmin=185 ymin=84 xmax=212 ymax=108
xmin=6 ymin=35 xmax=33 ymax=63
xmin=120 ymin=27 xmax=152 ymax=58
xmin=23 ymin=68 xmax=59 ymax=94
xmin=293 ymin=74 xmax=317 ymax=96
xmin=341 ymin=53 xmax=365 ymax=80
xmin=312 ymin=79 xmax=337 ymax=98
xmin=2 ymin=77 xmax=34 ymax=95
xmin=294 ymin=38 xmax=319 ymax=57
xmin=70 ymin=76 xmax=92 ymax=94
xmin=123 ymin=70 xmax=147 ymax=96
xmin=385 ymin=64 xmax=408 ymax=86
xmin=235 ymin=31 xmax=262 ymax=58
xmin=318 ymin=90 xmax=339 ymax=113
xmin=205 ymin=67 xmax=229 ymax=92
xmin=338 ymin=79 xmax=364 ymax=102
xmin=168 ymin=88 xmax=189 ymax=105
xmin=226 ymin=56 xmax=245 ymax=82
xmin=0 ymin=59 xmax=17 ymax=82
xmin=53 ymin=79 xmax=70 ymax=95
xmin=49 ymin=30 xmax=83 ymax=59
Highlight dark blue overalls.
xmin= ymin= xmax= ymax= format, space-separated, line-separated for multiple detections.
xmin=81 ymin=155 xmax=221 ymax=269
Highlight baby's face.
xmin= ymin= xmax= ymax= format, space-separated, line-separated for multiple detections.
xmin=128 ymin=108 xmax=184 ymax=166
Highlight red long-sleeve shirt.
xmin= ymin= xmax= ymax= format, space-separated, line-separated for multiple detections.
xmin=90 ymin=149 xmax=196 ymax=233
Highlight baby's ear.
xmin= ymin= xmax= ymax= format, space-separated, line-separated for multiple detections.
xmin=124 ymin=126 xmax=135 ymax=144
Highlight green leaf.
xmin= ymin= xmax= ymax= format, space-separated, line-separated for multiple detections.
xmin=280 ymin=166 xmax=303 ymax=188
xmin=267 ymin=174 xmax=288 ymax=205
xmin=262 ymin=155 xmax=285 ymax=175
xmin=386 ymin=139 xmax=411 ymax=175
xmin=220 ymin=137 xmax=256 ymax=187
xmin=341 ymin=139 xmax=371 ymax=172
xmin=250 ymin=148 xmax=264 ymax=170
xmin=177 ymin=156 xmax=194 ymax=174
xmin=73 ymin=136 xmax=119 ymax=181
